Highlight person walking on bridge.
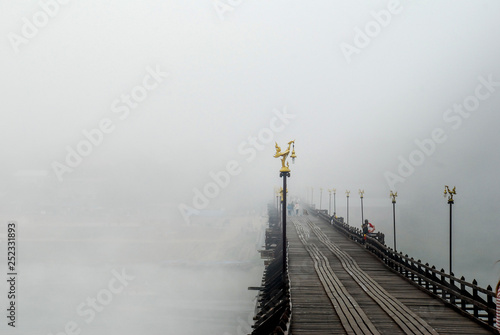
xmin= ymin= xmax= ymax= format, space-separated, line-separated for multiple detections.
xmin=366 ymin=219 xmax=375 ymax=234
xmin=362 ymin=221 xmax=369 ymax=245
xmin=362 ymin=219 xmax=375 ymax=245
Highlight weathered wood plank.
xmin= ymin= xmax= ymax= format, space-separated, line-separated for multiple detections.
xmin=287 ymin=214 xmax=494 ymax=335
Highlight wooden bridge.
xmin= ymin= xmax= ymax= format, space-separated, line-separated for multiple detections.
xmin=250 ymin=204 xmax=498 ymax=334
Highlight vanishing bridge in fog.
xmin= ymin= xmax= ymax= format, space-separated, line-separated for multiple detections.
xmin=250 ymin=204 xmax=498 ymax=335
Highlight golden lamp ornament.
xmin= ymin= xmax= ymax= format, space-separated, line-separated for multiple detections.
xmin=274 ymin=140 xmax=296 ymax=172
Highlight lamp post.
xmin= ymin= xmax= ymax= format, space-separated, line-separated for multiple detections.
xmin=346 ymin=190 xmax=350 ymax=225
xmin=444 ymin=185 xmax=456 ymax=274
xmin=320 ymin=188 xmax=323 ymax=210
xmin=333 ymin=188 xmax=337 ymax=218
xmin=279 ymin=187 xmax=288 ymax=228
xmin=328 ymin=189 xmax=332 ymax=216
xmin=279 ymin=187 xmax=284 ymax=226
xmin=359 ymin=189 xmax=365 ymax=225
xmin=311 ymin=187 xmax=314 ymax=207
xmin=274 ymin=140 xmax=296 ymax=281
xmin=275 ymin=187 xmax=280 ymax=219
xmin=390 ymin=190 xmax=398 ymax=251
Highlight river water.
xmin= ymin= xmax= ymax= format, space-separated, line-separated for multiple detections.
xmin=3 ymin=212 xmax=265 ymax=335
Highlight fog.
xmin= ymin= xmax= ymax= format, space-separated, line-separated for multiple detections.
xmin=1 ymin=1 xmax=500 ymax=334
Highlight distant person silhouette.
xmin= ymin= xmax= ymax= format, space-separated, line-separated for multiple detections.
xmin=362 ymin=219 xmax=375 ymax=245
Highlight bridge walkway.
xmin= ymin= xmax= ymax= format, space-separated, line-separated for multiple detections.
xmin=287 ymin=215 xmax=493 ymax=334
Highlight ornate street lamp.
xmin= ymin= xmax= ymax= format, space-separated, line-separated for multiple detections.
xmin=444 ymin=185 xmax=456 ymax=274
xmin=328 ymin=189 xmax=332 ymax=216
xmin=390 ymin=190 xmax=398 ymax=251
xmin=333 ymin=188 xmax=337 ymax=218
xmin=359 ymin=189 xmax=365 ymax=225
xmin=346 ymin=190 xmax=350 ymax=225
xmin=274 ymin=140 xmax=296 ymax=281
xmin=320 ymin=188 xmax=323 ymax=210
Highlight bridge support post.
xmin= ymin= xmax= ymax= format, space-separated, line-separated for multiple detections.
xmin=460 ymin=277 xmax=466 ymax=311
xmin=472 ymin=279 xmax=479 ymax=318
xmin=450 ymin=273 xmax=455 ymax=304
xmin=486 ymin=285 xmax=494 ymax=326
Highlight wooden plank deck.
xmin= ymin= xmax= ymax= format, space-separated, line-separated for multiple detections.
xmin=288 ymin=215 xmax=494 ymax=334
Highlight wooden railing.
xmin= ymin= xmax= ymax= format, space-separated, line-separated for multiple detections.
xmin=250 ymin=204 xmax=291 ymax=335
xmin=312 ymin=207 xmax=498 ymax=333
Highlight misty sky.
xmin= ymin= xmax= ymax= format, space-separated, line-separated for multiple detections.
xmin=1 ymin=1 xmax=500 ymax=334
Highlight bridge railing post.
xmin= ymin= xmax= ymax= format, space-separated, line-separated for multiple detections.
xmin=399 ymin=254 xmax=403 ymax=275
xmin=425 ymin=263 xmax=431 ymax=290
xmin=389 ymin=248 xmax=394 ymax=268
xmin=399 ymin=253 xmax=404 ymax=275
xmin=440 ymin=269 xmax=447 ymax=301
xmin=417 ymin=260 xmax=422 ymax=286
xmin=410 ymin=257 xmax=415 ymax=282
xmin=404 ymin=255 xmax=409 ymax=278
xmin=387 ymin=248 xmax=393 ymax=268
xmin=473 ymin=279 xmax=479 ymax=318
xmin=450 ymin=272 xmax=456 ymax=305
xmin=487 ymin=285 xmax=494 ymax=326
xmin=431 ymin=266 xmax=438 ymax=295
xmin=460 ymin=276 xmax=467 ymax=311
